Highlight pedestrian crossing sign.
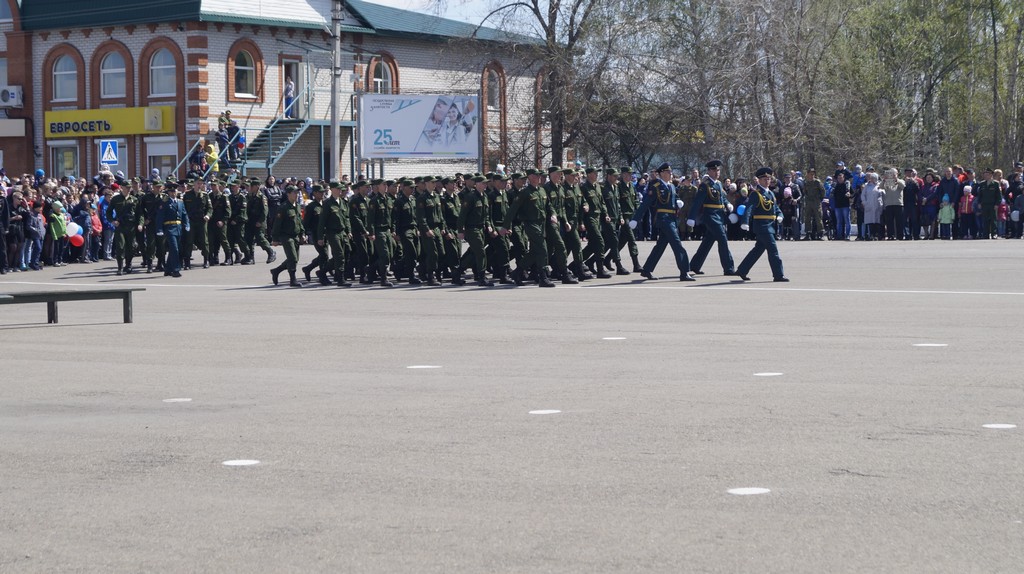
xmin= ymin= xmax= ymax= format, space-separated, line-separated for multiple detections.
xmin=100 ymin=140 xmax=118 ymax=164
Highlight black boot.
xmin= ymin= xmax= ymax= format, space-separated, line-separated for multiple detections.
xmin=538 ymin=268 xmax=556 ymax=287
xmin=561 ymin=268 xmax=579 ymax=284
xmin=631 ymin=254 xmax=642 ymax=273
xmin=476 ymin=274 xmax=494 ymax=287
xmin=116 ymin=258 xmax=124 ymax=276
xmin=497 ymin=268 xmax=515 ymax=285
xmin=575 ymin=262 xmax=593 ymax=280
xmin=233 ymin=248 xmax=243 ymax=264
xmin=317 ymin=270 xmax=331 ymax=286
xmin=380 ymin=275 xmax=394 ymax=287
xmin=451 ymin=269 xmax=466 ymax=285
xmin=146 ymin=261 xmax=153 ymax=273
xmin=302 ymin=263 xmax=315 ymax=282
xmin=615 ymin=261 xmax=631 ymax=275
xmin=270 ymin=263 xmax=286 ymax=285
xmin=640 ymin=269 xmax=658 ymax=280
xmin=202 ymin=256 xmax=209 ymax=269
xmin=265 ymin=248 xmax=277 ymax=264
xmin=288 ymin=268 xmax=303 ymax=287
xmin=512 ymin=267 xmax=527 ymax=286
xmin=425 ymin=271 xmax=440 ymax=286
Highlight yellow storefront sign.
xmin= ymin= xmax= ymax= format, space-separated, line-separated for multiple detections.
xmin=45 ymin=106 xmax=175 ymax=138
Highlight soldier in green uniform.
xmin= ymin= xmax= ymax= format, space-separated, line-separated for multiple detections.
xmin=226 ymin=178 xmax=247 ymax=263
xmin=485 ymin=173 xmax=514 ymax=284
xmin=301 ymin=185 xmax=328 ymax=283
xmin=349 ymin=180 xmax=374 ymax=284
xmin=208 ymin=180 xmax=233 ymax=265
xmin=270 ymin=185 xmax=305 ymax=287
xmin=505 ymin=172 xmax=531 ymax=283
xmin=440 ymin=177 xmax=464 ymax=284
xmin=182 ymin=178 xmax=212 ymax=269
xmin=458 ymin=175 xmax=495 ymax=287
xmin=580 ymin=167 xmax=610 ymax=279
xmin=801 ymin=168 xmax=826 ymax=240
xmin=687 ymin=160 xmax=736 ymax=276
xmin=561 ymin=168 xmax=589 ymax=281
xmin=367 ymin=178 xmax=396 ymax=287
xmin=386 ymin=179 xmax=402 ymax=276
xmin=677 ymin=173 xmax=699 ymax=241
xmin=140 ymin=177 xmax=167 ymax=273
xmin=394 ymin=179 xmax=421 ymax=284
xmin=242 ymin=179 xmax=276 ymax=264
xmin=736 ymin=167 xmax=787 ymax=282
xmin=543 ymin=167 xmax=577 ymax=283
xmin=501 ymin=168 xmax=555 ymax=287
xmin=601 ymin=168 xmax=630 ymax=275
xmin=106 ymin=181 xmax=142 ymax=275
xmin=318 ymin=181 xmax=353 ymax=287
xmin=617 ymin=167 xmax=642 ymax=271
xmin=416 ymin=175 xmax=445 ymax=286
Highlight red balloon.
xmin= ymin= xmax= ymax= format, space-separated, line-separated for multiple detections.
xmin=69 ymin=234 xmax=84 ymax=247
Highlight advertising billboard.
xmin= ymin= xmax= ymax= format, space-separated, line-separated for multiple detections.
xmin=359 ymin=94 xmax=479 ymax=159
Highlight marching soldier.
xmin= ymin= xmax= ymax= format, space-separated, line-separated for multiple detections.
xmin=505 ymin=172 xmax=531 ymax=283
xmin=394 ymin=179 xmax=421 ymax=284
xmin=580 ymin=167 xmax=609 ymax=279
xmin=440 ymin=177 xmax=463 ymax=283
xmin=416 ymin=175 xmax=446 ymax=286
xmin=318 ymin=181 xmax=353 ymax=287
xmin=687 ymin=160 xmax=736 ymax=276
xmin=208 ymin=180 xmax=233 ymax=265
xmin=501 ymin=168 xmax=555 ymax=287
xmin=243 ymin=178 xmax=277 ymax=265
xmin=677 ymin=173 xmax=699 ymax=241
xmin=543 ymin=167 xmax=577 ymax=283
xmin=349 ymin=180 xmax=374 ymax=284
xmin=628 ymin=163 xmax=695 ymax=281
xmin=617 ymin=167 xmax=642 ymax=272
xmin=602 ymin=168 xmax=630 ymax=275
xmin=301 ymin=185 xmax=328 ymax=284
xmin=561 ymin=168 xmax=588 ymax=281
xmin=486 ymin=173 xmax=514 ymax=284
xmin=458 ymin=175 xmax=495 ymax=287
xmin=182 ymin=178 xmax=212 ymax=269
xmin=140 ymin=177 xmax=167 ymax=273
xmin=156 ymin=181 xmax=189 ymax=278
xmin=106 ymin=181 xmax=142 ymax=275
xmin=226 ymin=178 xmax=247 ymax=263
xmin=270 ymin=185 xmax=305 ymax=287
xmin=736 ymin=167 xmax=788 ymax=282
xmin=367 ymin=178 xmax=396 ymax=287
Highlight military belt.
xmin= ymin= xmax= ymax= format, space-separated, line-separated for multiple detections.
xmin=703 ymin=203 xmax=725 ymax=209
xmin=753 ymin=215 xmax=776 ymax=220
xmin=656 ymin=208 xmax=675 ymax=214
xmin=163 ymin=220 xmax=182 ymax=225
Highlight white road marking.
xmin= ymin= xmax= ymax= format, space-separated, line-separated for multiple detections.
xmin=407 ymin=365 xmax=442 ymax=369
xmin=913 ymin=343 xmax=949 ymax=347
xmin=602 ymin=337 xmax=627 ymax=340
xmin=982 ymin=424 xmax=1017 ymax=429
xmin=754 ymin=372 xmax=784 ymax=377
xmin=584 ymin=284 xmax=1024 ymax=297
xmin=728 ymin=487 xmax=771 ymax=496
xmin=162 ymin=398 xmax=192 ymax=403
xmin=222 ymin=460 xmax=260 ymax=466
xmin=529 ymin=410 xmax=561 ymax=415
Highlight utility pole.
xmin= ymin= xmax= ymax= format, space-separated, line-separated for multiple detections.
xmin=330 ymin=0 xmax=343 ymax=180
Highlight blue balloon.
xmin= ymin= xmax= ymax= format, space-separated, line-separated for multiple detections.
xmin=77 ymin=225 xmax=84 ymax=235
xmin=737 ymin=204 xmax=746 ymax=216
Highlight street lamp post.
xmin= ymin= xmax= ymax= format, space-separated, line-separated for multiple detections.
xmin=330 ymin=0 xmax=343 ymax=181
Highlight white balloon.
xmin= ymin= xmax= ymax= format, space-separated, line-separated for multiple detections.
xmin=686 ymin=219 xmax=696 ymax=227
xmin=628 ymin=220 xmax=637 ymax=230
xmin=728 ymin=213 xmax=739 ymax=224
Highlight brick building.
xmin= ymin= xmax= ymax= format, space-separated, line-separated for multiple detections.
xmin=0 ymin=0 xmax=545 ymax=180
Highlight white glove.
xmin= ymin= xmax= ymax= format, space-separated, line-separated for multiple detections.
xmin=727 ymin=203 xmax=734 ymax=213
xmin=628 ymin=220 xmax=637 ymax=230
xmin=676 ymin=200 xmax=684 ymax=209
xmin=740 ymin=224 xmax=749 ymax=231
xmin=776 ymin=215 xmax=783 ymax=223
xmin=156 ymin=231 xmax=164 ymax=237
xmin=686 ymin=219 xmax=695 ymax=227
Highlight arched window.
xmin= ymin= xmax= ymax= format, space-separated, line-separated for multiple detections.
xmin=371 ymin=61 xmax=392 ymax=94
xmin=234 ymin=50 xmax=255 ymax=97
xmin=100 ymin=52 xmax=126 ymax=98
xmin=52 ymin=55 xmax=77 ymax=102
xmin=486 ymin=69 xmax=501 ymax=111
xmin=149 ymin=48 xmax=176 ymax=97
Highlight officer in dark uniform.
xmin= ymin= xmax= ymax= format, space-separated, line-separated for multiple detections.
xmin=270 ymin=185 xmax=305 ymax=287
xmin=629 ymin=163 xmax=695 ymax=281
xmin=156 ymin=181 xmax=189 ymax=277
xmin=687 ymin=160 xmax=736 ymax=276
xmin=736 ymin=167 xmax=788 ymax=282
xmin=501 ymin=168 xmax=555 ymax=287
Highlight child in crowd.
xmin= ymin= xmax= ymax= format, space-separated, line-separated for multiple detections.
xmin=958 ymin=185 xmax=975 ymax=239
xmin=49 ymin=200 xmax=68 ymax=266
xmin=938 ymin=195 xmax=955 ymax=239
xmin=780 ymin=187 xmax=798 ymax=240
xmin=89 ymin=204 xmax=103 ymax=262
xmin=997 ymin=199 xmax=1008 ymax=238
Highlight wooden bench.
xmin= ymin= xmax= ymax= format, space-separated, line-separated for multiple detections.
xmin=0 ymin=288 xmax=145 ymax=324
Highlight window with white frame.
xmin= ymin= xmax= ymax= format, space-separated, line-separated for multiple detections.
xmin=100 ymin=52 xmax=126 ymax=98
xmin=234 ymin=51 xmax=255 ymax=97
xmin=52 ymin=55 xmax=78 ymax=102
xmin=486 ymin=68 xmax=501 ymax=111
xmin=149 ymin=48 xmax=176 ymax=97
xmin=372 ymin=61 xmax=392 ymax=94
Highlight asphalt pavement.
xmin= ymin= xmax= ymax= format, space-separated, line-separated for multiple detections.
xmin=1 ymin=237 xmax=1021 ymax=573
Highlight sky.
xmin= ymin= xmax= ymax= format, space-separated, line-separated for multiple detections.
xmin=361 ymin=0 xmax=493 ymax=26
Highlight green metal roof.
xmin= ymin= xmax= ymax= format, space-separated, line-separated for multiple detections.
xmin=345 ymin=0 xmax=541 ymax=45
xmin=21 ymin=0 xmax=201 ymax=29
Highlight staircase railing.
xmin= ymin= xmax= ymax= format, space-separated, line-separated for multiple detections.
xmin=261 ymin=82 xmax=315 ymax=169
xmin=171 ymin=138 xmax=205 ymax=178
xmin=202 ymin=128 xmax=246 ymax=179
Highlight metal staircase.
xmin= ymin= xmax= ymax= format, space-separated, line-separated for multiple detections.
xmin=237 ymin=118 xmax=310 ymax=173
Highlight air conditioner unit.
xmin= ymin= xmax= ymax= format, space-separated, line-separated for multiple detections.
xmin=0 ymin=86 xmax=23 ymax=108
